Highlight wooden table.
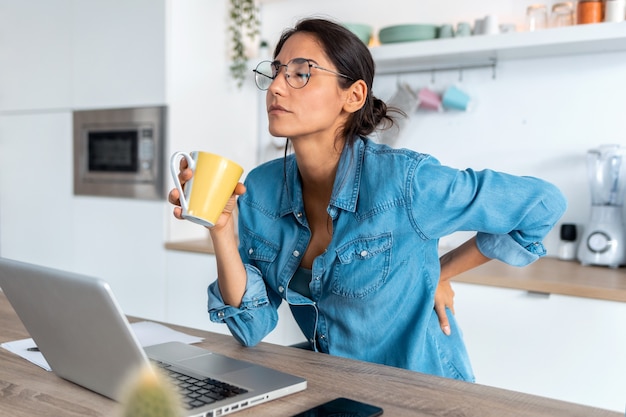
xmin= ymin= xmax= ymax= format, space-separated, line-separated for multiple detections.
xmin=0 ymin=292 xmax=620 ymax=417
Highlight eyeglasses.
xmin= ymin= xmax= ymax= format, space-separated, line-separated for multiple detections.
xmin=252 ymin=57 xmax=354 ymax=91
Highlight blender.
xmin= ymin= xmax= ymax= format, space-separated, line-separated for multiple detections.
xmin=577 ymin=144 xmax=626 ymax=268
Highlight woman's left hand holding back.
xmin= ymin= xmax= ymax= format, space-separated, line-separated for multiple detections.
xmin=434 ymin=281 xmax=455 ymax=336
xmin=436 ymin=236 xmax=491 ymax=336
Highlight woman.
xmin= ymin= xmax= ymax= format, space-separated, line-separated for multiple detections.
xmin=169 ymin=18 xmax=566 ymax=381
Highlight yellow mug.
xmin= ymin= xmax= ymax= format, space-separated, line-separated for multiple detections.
xmin=170 ymin=151 xmax=243 ymax=227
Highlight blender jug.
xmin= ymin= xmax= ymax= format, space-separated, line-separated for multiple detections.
xmin=578 ymin=144 xmax=626 ymax=267
xmin=587 ymin=145 xmax=626 ymax=206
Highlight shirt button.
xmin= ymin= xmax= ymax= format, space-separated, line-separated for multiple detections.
xmin=297 ymin=212 xmax=303 ymax=218
xmin=217 ymin=311 xmax=225 ymax=318
xmin=293 ymin=250 xmax=300 ymax=257
xmin=360 ymin=250 xmax=368 ymax=257
xmin=314 ymin=276 xmax=320 ymax=281
xmin=278 ymin=286 xmax=285 ymax=293
xmin=248 ymin=248 xmax=254 ymax=255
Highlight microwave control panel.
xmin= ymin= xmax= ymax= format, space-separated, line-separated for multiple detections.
xmin=139 ymin=129 xmax=155 ymax=171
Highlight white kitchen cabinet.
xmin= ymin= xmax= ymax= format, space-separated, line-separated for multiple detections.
xmin=453 ymin=282 xmax=626 ymax=412
xmin=70 ymin=0 xmax=167 ymax=109
xmin=69 ymin=196 xmax=169 ymax=321
xmin=0 ymin=0 xmax=73 ymax=112
xmin=0 ymin=0 xmax=166 ymax=112
xmin=0 ymin=110 xmax=170 ymax=321
xmin=164 ymin=250 xmax=307 ymax=347
xmin=0 ymin=112 xmax=74 ymax=268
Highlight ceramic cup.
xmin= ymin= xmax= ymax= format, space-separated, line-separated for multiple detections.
xmin=604 ymin=0 xmax=626 ymax=22
xmin=473 ymin=18 xmax=485 ymax=35
xmin=499 ymin=23 xmax=517 ymax=33
xmin=417 ymin=87 xmax=442 ymax=111
xmin=170 ymin=151 xmax=243 ymax=228
xmin=455 ymin=22 xmax=472 ymax=37
xmin=483 ymin=15 xmax=500 ymax=35
xmin=442 ymin=86 xmax=473 ymax=111
xmin=438 ymin=24 xmax=454 ymax=39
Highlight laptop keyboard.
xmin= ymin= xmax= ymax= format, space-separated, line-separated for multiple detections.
xmin=151 ymin=360 xmax=249 ymax=410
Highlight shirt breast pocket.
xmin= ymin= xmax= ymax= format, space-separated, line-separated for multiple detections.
xmin=241 ymin=229 xmax=279 ymax=276
xmin=332 ymin=233 xmax=392 ymax=299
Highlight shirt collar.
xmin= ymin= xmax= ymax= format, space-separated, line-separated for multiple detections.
xmin=280 ymin=137 xmax=364 ymax=217
xmin=329 ymin=137 xmax=364 ymax=213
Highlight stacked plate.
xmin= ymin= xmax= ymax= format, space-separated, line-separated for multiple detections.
xmin=378 ymin=24 xmax=438 ymax=44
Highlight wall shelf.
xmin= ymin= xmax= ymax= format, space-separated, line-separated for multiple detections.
xmin=370 ymin=22 xmax=626 ymax=74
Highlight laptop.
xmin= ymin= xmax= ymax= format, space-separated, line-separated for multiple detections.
xmin=0 ymin=257 xmax=306 ymax=417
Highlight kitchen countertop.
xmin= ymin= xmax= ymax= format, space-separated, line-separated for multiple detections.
xmin=165 ymin=238 xmax=216 ymax=254
xmin=165 ymin=239 xmax=626 ymax=303
xmin=454 ymin=257 xmax=626 ymax=303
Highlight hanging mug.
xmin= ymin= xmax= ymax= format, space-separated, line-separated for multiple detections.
xmin=417 ymin=87 xmax=442 ymax=111
xmin=442 ymin=86 xmax=473 ymax=111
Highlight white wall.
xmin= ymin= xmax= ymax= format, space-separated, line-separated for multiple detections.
xmin=165 ymin=0 xmax=259 ymax=243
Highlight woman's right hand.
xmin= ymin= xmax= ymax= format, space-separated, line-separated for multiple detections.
xmin=210 ymin=182 xmax=247 ymax=231
xmin=167 ymin=158 xmax=247 ymax=229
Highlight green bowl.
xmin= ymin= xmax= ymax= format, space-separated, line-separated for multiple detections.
xmin=343 ymin=23 xmax=373 ymax=45
xmin=379 ymin=24 xmax=438 ymax=44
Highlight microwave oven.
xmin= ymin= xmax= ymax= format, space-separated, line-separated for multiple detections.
xmin=73 ymin=106 xmax=166 ymax=200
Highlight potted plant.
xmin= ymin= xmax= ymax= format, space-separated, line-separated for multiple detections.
xmin=228 ymin=0 xmax=260 ymax=88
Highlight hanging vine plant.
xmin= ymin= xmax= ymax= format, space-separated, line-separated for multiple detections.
xmin=228 ymin=0 xmax=260 ymax=88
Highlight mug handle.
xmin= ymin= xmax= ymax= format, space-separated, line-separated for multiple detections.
xmin=169 ymin=151 xmax=195 ymax=212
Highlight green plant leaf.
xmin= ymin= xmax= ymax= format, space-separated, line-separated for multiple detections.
xmin=228 ymin=0 xmax=259 ymax=88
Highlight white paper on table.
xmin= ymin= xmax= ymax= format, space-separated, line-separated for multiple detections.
xmin=1 ymin=321 xmax=205 ymax=372
xmin=130 ymin=321 xmax=204 ymax=347
xmin=1 ymin=338 xmax=52 ymax=371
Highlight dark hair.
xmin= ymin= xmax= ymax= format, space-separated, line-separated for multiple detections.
xmin=273 ymin=18 xmax=398 ymax=147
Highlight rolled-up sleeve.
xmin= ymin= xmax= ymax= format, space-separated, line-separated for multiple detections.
xmin=476 ymin=232 xmax=544 ymax=266
xmin=476 ymin=177 xmax=567 ymax=266
xmin=412 ymin=157 xmax=567 ymax=266
xmin=207 ymin=263 xmax=280 ymax=346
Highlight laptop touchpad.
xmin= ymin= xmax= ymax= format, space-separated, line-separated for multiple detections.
xmin=179 ymin=354 xmax=253 ymax=376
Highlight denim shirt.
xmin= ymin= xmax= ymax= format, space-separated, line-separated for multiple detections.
xmin=208 ymin=137 xmax=567 ymax=381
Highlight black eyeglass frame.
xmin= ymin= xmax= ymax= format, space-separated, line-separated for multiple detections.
xmin=252 ymin=57 xmax=354 ymax=91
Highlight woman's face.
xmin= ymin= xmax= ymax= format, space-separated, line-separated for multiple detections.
xmin=266 ymin=32 xmax=351 ymax=143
